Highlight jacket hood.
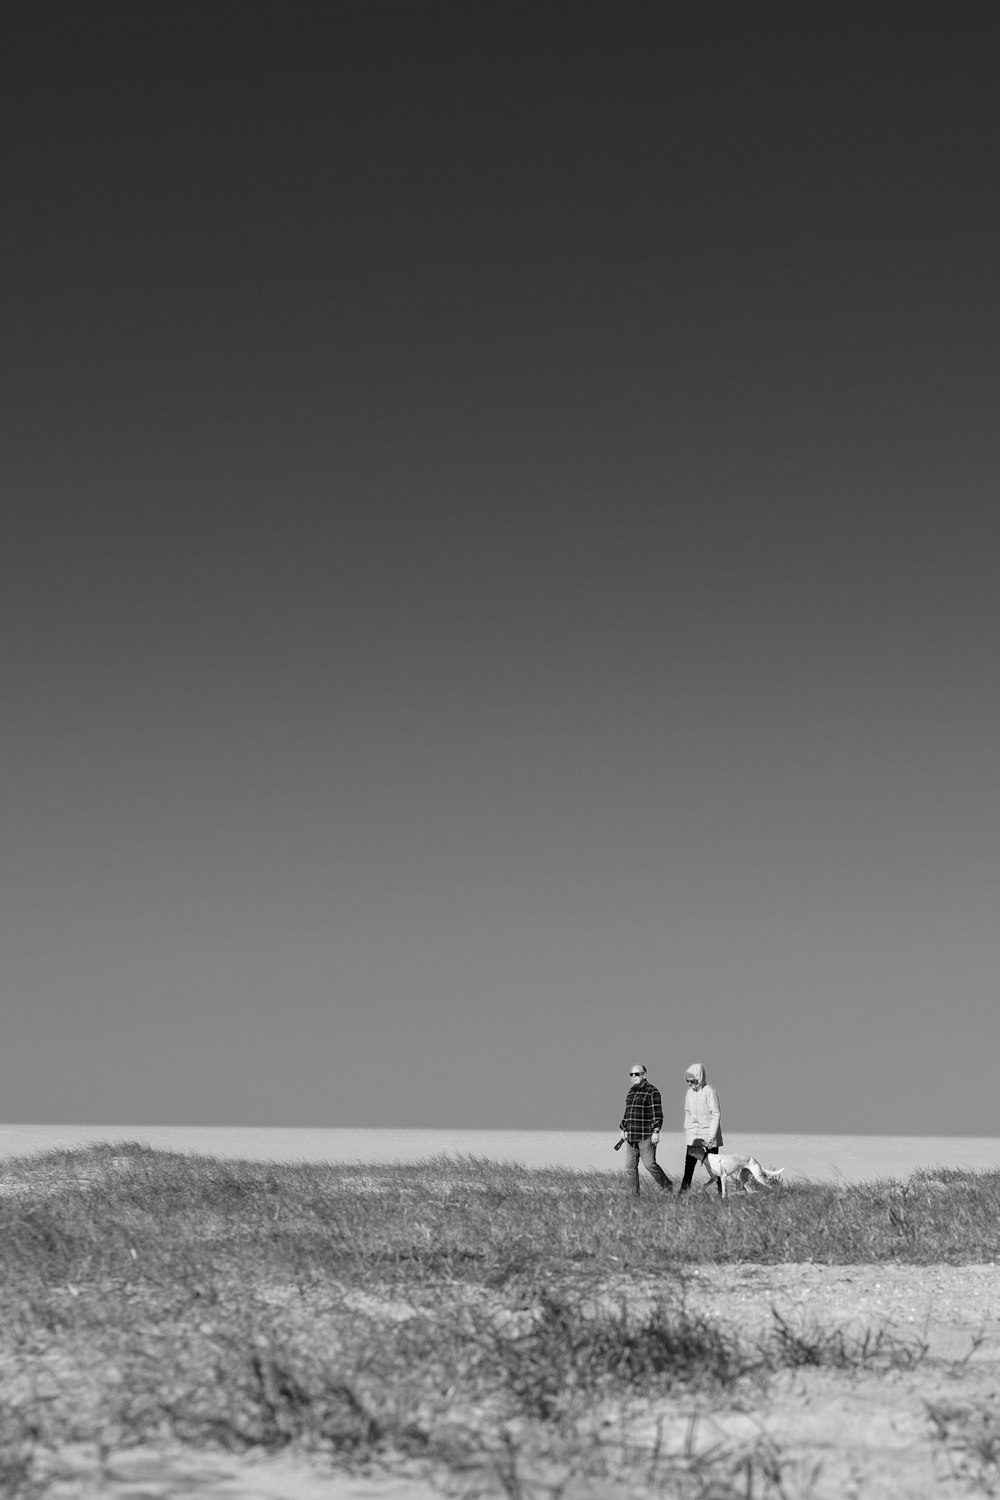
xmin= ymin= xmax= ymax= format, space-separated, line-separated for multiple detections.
xmin=685 ymin=1063 xmax=706 ymax=1086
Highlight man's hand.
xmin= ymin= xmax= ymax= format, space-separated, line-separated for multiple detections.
xmin=650 ymin=1130 xmax=660 ymax=1145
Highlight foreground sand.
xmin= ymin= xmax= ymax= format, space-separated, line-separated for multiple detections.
xmin=28 ymin=1263 xmax=1000 ymax=1498
xmin=632 ymin=1262 xmax=1000 ymax=1498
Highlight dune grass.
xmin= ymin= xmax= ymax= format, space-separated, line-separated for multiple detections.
xmin=1 ymin=1144 xmax=998 ymax=1496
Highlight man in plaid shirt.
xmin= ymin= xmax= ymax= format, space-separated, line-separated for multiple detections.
xmin=619 ymin=1063 xmax=673 ymax=1195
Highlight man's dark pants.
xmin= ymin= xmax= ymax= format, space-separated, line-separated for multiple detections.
xmin=624 ymin=1138 xmax=673 ymax=1195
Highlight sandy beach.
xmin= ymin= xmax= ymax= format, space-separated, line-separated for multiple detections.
xmin=4 ymin=1142 xmax=999 ymax=1497
xmin=3 ymin=1123 xmax=999 ymax=1185
xmin=27 ymin=1263 xmax=1000 ymax=1498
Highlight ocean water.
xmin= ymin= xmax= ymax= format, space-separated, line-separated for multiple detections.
xmin=1 ymin=1122 xmax=999 ymax=1185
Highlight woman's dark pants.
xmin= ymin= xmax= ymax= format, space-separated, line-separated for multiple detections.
xmin=679 ymin=1146 xmax=722 ymax=1194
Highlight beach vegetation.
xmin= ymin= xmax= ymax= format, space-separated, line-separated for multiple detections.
xmin=0 ymin=1145 xmax=997 ymax=1495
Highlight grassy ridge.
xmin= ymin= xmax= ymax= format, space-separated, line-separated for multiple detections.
xmin=0 ymin=1144 xmax=998 ymax=1496
xmin=5 ymin=1144 xmax=995 ymax=1284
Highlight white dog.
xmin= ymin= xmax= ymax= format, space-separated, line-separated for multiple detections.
xmin=689 ymin=1140 xmax=785 ymax=1198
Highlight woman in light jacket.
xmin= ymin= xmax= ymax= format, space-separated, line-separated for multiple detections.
xmin=679 ymin=1062 xmax=722 ymax=1194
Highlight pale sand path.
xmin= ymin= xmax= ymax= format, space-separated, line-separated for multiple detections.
xmin=30 ymin=1265 xmax=1000 ymax=1498
xmin=612 ymin=1263 xmax=1000 ymax=1500
xmin=38 ymin=1448 xmax=444 ymax=1500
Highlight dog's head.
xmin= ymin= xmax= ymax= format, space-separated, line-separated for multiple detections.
xmin=688 ymin=1139 xmax=709 ymax=1162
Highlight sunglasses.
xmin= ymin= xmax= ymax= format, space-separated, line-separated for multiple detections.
xmin=629 ymin=1070 xmax=644 ymax=1077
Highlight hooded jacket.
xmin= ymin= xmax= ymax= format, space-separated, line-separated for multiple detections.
xmin=683 ymin=1063 xmax=722 ymax=1149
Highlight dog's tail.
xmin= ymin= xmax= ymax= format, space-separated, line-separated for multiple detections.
xmin=746 ymin=1158 xmax=785 ymax=1186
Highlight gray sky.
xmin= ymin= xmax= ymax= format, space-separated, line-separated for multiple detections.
xmin=4 ymin=5 xmax=999 ymax=1135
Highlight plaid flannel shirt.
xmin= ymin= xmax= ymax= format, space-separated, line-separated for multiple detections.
xmin=620 ymin=1079 xmax=663 ymax=1143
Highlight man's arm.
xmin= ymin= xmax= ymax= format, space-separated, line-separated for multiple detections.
xmin=650 ymin=1087 xmax=663 ymax=1134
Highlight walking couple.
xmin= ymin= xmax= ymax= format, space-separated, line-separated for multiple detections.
xmin=618 ymin=1062 xmax=722 ymax=1195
